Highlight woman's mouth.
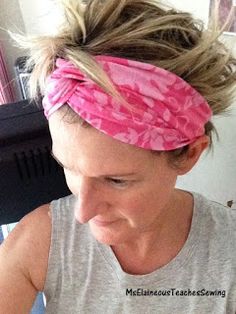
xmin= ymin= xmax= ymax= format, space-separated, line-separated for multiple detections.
xmin=92 ymin=218 xmax=117 ymax=226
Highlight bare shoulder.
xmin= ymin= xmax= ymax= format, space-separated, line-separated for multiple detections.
xmin=1 ymin=203 xmax=52 ymax=292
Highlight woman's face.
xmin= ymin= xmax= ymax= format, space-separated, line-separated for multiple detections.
xmin=49 ymin=112 xmax=179 ymax=245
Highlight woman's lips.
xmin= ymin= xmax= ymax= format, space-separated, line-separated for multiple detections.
xmin=92 ymin=218 xmax=117 ymax=226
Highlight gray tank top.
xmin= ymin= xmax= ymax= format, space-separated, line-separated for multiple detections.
xmin=43 ymin=191 xmax=236 ymax=314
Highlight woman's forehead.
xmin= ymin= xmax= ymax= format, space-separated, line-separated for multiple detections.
xmin=49 ymin=115 xmax=156 ymax=174
xmin=50 ymin=113 xmax=144 ymax=155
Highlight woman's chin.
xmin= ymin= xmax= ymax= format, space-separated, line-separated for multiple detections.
xmin=88 ymin=220 xmax=126 ymax=245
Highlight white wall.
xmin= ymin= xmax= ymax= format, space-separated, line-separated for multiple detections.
xmin=166 ymin=0 xmax=236 ymax=206
xmin=18 ymin=0 xmax=63 ymax=35
xmin=0 ymin=0 xmax=63 ymax=102
xmin=167 ymin=0 xmax=210 ymax=24
xmin=176 ymin=107 xmax=236 ymax=206
xmin=0 ymin=0 xmax=26 ymax=101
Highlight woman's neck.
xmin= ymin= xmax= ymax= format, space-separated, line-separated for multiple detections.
xmin=111 ymin=189 xmax=194 ymax=275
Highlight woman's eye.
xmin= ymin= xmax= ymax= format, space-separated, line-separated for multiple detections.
xmin=106 ymin=178 xmax=127 ymax=186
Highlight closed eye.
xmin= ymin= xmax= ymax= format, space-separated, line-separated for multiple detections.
xmin=106 ymin=178 xmax=127 ymax=186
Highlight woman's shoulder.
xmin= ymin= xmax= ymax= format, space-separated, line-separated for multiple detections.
xmin=194 ymin=192 xmax=236 ymax=247
xmin=13 ymin=203 xmax=52 ymax=292
xmin=25 ymin=194 xmax=76 ymax=291
xmin=200 ymin=194 xmax=236 ymax=224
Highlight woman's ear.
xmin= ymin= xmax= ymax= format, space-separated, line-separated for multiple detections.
xmin=177 ymin=135 xmax=210 ymax=175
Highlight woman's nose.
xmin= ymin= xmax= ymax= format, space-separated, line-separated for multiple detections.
xmin=74 ymin=177 xmax=107 ymax=224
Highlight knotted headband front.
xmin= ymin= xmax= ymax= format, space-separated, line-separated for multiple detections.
xmin=42 ymin=55 xmax=212 ymax=151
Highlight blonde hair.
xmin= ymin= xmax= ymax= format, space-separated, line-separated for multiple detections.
xmin=14 ymin=0 xmax=236 ymax=157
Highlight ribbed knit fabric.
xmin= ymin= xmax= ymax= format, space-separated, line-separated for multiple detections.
xmin=43 ymin=191 xmax=236 ymax=314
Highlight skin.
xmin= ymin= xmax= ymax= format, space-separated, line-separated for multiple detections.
xmin=49 ymin=110 xmax=209 ymax=275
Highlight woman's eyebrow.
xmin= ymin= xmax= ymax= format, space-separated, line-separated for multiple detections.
xmin=50 ymin=150 xmax=137 ymax=177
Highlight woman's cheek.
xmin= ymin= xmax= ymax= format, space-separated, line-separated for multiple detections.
xmin=64 ymin=170 xmax=79 ymax=195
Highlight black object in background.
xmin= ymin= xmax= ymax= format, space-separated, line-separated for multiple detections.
xmin=0 ymin=99 xmax=71 ymax=225
xmin=15 ymin=56 xmax=31 ymax=100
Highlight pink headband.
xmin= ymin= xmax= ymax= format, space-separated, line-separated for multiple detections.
xmin=43 ymin=55 xmax=212 ymax=151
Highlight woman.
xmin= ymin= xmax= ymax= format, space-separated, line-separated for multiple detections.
xmin=1 ymin=0 xmax=236 ymax=313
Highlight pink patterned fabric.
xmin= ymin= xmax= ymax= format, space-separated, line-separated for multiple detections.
xmin=43 ymin=56 xmax=212 ymax=151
